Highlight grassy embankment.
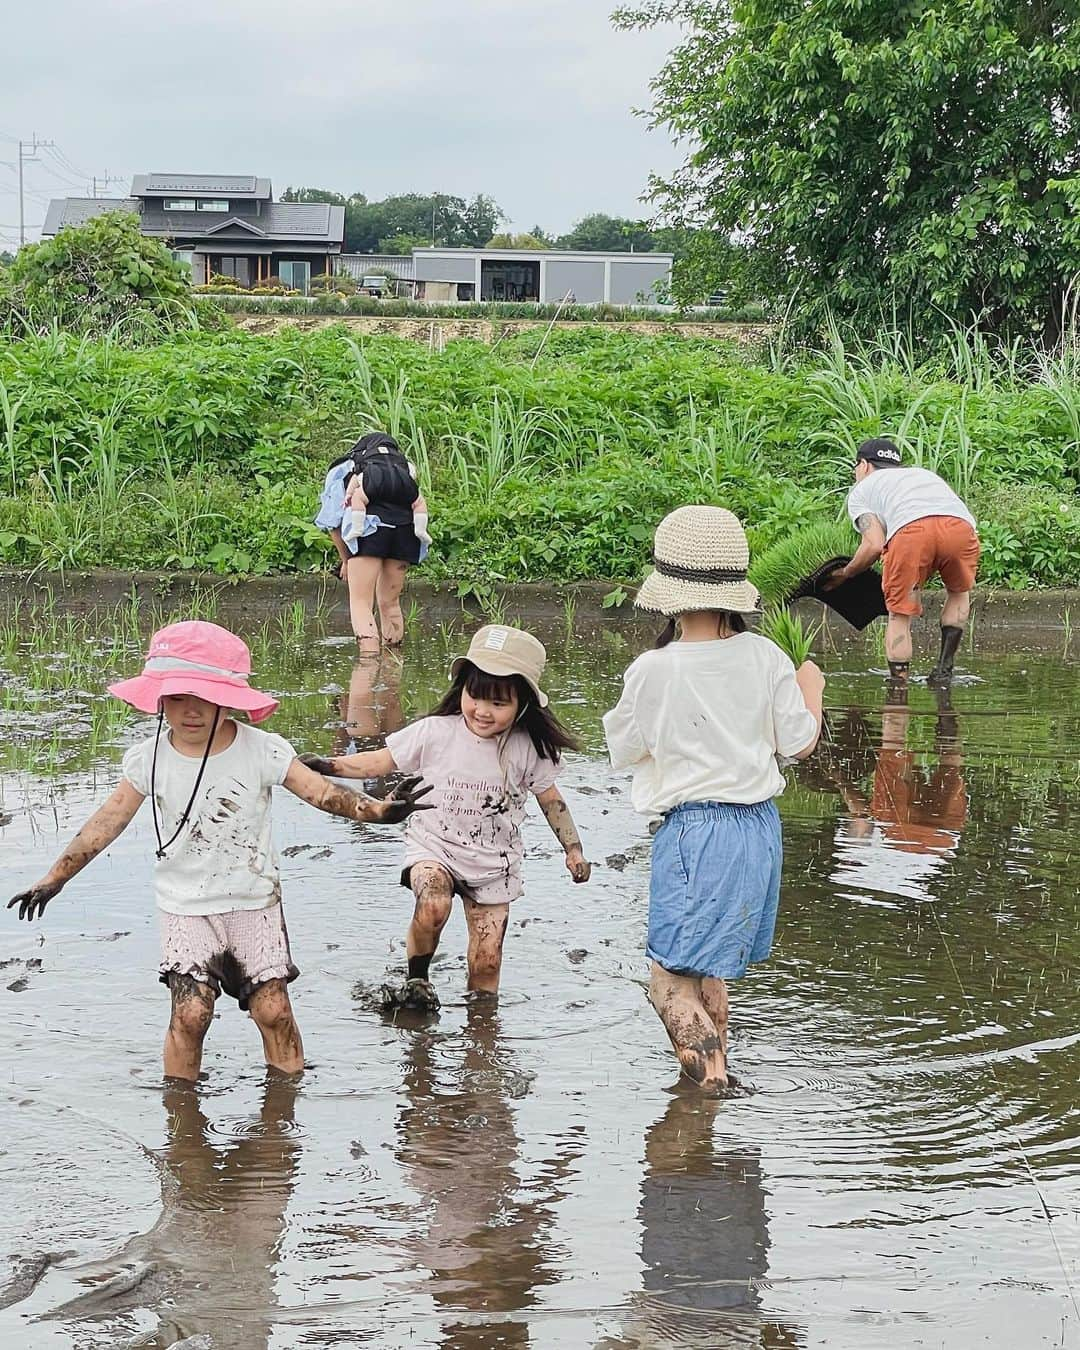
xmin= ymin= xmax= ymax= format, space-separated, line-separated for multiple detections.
xmin=1 ymin=323 xmax=1078 ymax=591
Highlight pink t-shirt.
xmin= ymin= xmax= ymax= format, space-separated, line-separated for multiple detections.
xmin=385 ymin=715 xmax=561 ymax=886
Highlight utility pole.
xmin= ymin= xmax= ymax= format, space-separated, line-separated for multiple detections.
xmin=91 ymin=172 xmax=122 ymax=199
xmin=17 ymin=134 xmax=54 ymax=246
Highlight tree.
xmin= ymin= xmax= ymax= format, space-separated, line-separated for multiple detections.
xmin=0 ymin=211 xmax=201 ymax=338
xmin=0 ymin=250 xmax=15 ymax=268
xmin=558 ymin=213 xmax=656 ymax=252
xmin=615 ymin=0 xmax=1080 ymax=338
xmin=485 ymin=232 xmax=551 ymax=250
xmin=280 ymin=188 xmax=506 ymax=253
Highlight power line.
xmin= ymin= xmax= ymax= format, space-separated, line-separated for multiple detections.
xmin=48 ymin=142 xmax=94 ymax=181
xmin=36 ymin=147 xmax=87 ymax=190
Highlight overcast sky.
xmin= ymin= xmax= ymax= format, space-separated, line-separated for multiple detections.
xmin=1 ymin=0 xmax=681 ymax=247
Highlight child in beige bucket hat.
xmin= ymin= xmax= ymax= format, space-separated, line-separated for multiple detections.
xmin=604 ymin=506 xmax=825 ymax=1092
xmin=300 ymin=623 xmax=591 ymax=1010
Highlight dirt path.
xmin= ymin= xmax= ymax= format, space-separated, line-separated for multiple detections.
xmin=229 ymin=313 xmax=770 ymax=345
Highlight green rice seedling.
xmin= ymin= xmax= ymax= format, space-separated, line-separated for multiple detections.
xmin=748 ymin=522 xmax=857 ymax=608
xmin=760 ymin=606 xmax=819 ymax=666
xmin=275 ymin=599 xmax=307 ymax=645
xmin=562 ymin=591 xmax=577 ymax=638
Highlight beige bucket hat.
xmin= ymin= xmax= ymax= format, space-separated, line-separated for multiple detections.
xmin=451 ymin=624 xmax=549 ymax=707
xmin=635 ymin=505 xmax=760 ymax=616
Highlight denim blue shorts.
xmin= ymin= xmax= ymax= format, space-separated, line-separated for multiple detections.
xmin=647 ymin=800 xmax=783 ymax=980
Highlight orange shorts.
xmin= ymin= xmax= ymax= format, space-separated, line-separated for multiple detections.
xmin=871 ymin=751 xmax=967 ymax=854
xmin=882 ymin=516 xmax=980 ymax=616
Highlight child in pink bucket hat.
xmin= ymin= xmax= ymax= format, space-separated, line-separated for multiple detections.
xmin=8 ymin=620 xmax=432 ymax=1082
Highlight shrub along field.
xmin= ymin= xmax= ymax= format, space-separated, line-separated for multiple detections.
xmin=0 ymin=323 xmax=1077 ymax=589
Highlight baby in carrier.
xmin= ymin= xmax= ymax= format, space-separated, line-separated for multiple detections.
xmin=342 ymin=432 xmax=431 ymax=553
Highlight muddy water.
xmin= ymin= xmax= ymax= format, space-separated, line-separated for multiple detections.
xmin=1 ymin=601 xmax=1079 ymax=1348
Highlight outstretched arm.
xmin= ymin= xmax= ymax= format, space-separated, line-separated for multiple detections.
xmin=534 ymin=784 xmax=591 ymax=883
xmin=283 ymin=758 xmax=431 ymax=824
xmin=296 ymin=748 xmax=395 ymax=780
xmin=8 ymin=780 xmax=145 ymax=921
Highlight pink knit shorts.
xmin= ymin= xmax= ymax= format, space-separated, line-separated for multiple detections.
xmin=158 ymin=903 xmax=299 ymax=1011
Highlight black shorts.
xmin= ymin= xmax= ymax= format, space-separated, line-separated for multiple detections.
xmin=351 ymin=525 xmax=421 ymax=564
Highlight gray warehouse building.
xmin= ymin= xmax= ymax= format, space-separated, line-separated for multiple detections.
xmin=410 ymin=247 xmax=672 ymax=305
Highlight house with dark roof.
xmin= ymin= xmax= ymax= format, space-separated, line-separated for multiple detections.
xmin=42 ymin=173 xmax=345 ymax=293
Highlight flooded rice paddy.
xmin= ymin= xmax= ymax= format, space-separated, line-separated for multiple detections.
xmin=1 ymin=586 xmax=1079 ymax=1348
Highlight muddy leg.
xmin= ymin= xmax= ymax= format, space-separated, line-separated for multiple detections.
xmin=463 ymin=898 xmax=509 ymax=995
xmin=700 ymin=976 xmax=729 ymax=1058
xmin=248 ymin=979 xmax=304 ymax=1074
xmin=648 ymin=962 xmax=727 ymax=1089
xmin=164 ymin=974 xmax=216 ymax=1082
xmin=885 ymin=612 xmax=913 ymax=666
xmin=376 ymin=559 xmax=410 ymax=647
xmin=406 ymin=862 xmax=454 ymax=974
xmin=346 ymin=555 xmax=382 ymax=652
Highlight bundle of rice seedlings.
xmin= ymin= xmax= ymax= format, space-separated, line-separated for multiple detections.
xmin=749 ymin=522 xmax=857 ymax=608
xmin=760 ymin=605 xmax=819 ymax=666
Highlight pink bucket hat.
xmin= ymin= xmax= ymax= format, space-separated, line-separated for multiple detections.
xmin=108 ymin=620 xmax=279 ymax=722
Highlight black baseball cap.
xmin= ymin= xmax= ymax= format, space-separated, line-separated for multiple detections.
xmin=856 ymin=437 xmax=902 ymax=466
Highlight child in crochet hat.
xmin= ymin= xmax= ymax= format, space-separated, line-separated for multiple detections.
xmin=8 ymin=620 xmax=432 ymax=1082
xmin=604 ymin=507 xmax=824 ymax=1092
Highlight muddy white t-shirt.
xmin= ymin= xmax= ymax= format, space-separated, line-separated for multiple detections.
xmin=121 ymin=721 xmax=296 ymax=916
xmin=603 ymin=634 xmax=817 ymax=819
xmin=385 ymin=716 xmax=560 ymax=886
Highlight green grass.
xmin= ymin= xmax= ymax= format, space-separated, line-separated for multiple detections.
xmin=0 ymin=322 xmax=1078 ymax=587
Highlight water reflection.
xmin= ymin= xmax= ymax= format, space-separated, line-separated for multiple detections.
xmin=333 ymin=653 xmax=406 ymax=756
xmin=58 ymin=1074 xmax=301 ymax=1349
xmin=828 ymin=687 xmax=967 ymax=902
xmin=602 ymin=1093 xmax=800 ymax=1349
xmin=394 ymin=1003 xmax=582 ymax=1348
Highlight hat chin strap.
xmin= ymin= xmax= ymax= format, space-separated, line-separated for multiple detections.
xmin=150 ymin=704 xmax=221 ymax=860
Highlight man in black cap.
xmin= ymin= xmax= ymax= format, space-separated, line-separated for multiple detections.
xmin=827 ymin=438 xmax=980 ymax=683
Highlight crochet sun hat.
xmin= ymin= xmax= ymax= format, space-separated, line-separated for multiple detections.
xmin=108 ymin=620 xmax=279 ymax=722
xmin=635 ymin=505 xmax=760 ymax=617
xmin=450 ymin=624 xmax=549 ymax=708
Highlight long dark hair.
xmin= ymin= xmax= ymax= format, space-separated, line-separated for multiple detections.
xmin=329 ymin=431 xmax=403 ymax=473
xmin=428 ymin=661 xmax=579 ymax=762
xmin=655 ymin=611 xmax=747 ymax=648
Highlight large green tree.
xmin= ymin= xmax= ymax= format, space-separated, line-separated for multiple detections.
xmin=282 ymin=188 xmax=504 ymax=253
xmin=0 ymin=212 xmax=199 ymax=338
xmin=558 ymin=212 xmax=657 ymax=251
xmin=615 ymin=0 xmax=1080 ymax=338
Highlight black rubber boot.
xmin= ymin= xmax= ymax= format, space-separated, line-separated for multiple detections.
xmin=928 ymin=625 xmax=964 ymax=684
xmin=885 ymin=661 xmax=910 ymax=706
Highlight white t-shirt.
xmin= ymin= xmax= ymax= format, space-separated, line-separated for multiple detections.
xmin=846 ymin=466 xmax=976 ymax=542
xmin=386 ymin=715 xmax=560 ymax=884
xmin=121 ymin=720 xmax=296 ymax=916
xmin=602 ymin=634 xmax=818 ymax=820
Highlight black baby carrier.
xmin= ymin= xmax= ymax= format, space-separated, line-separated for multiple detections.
xmin=347 ymin=432 xmax=418 ymax=528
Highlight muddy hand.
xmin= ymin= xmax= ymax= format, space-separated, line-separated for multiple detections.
xmin=565 ymin=848 xmax=591 ymax=883
xmin=820 ymin=566 xmax=847 ymax=592
xmin=298 ymin=752 xmax=336 ymax=776
xmin=376 ymin=775 xmax=434 ymax=823
xmin=8 ymin=880 xmax=63 ymax=921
